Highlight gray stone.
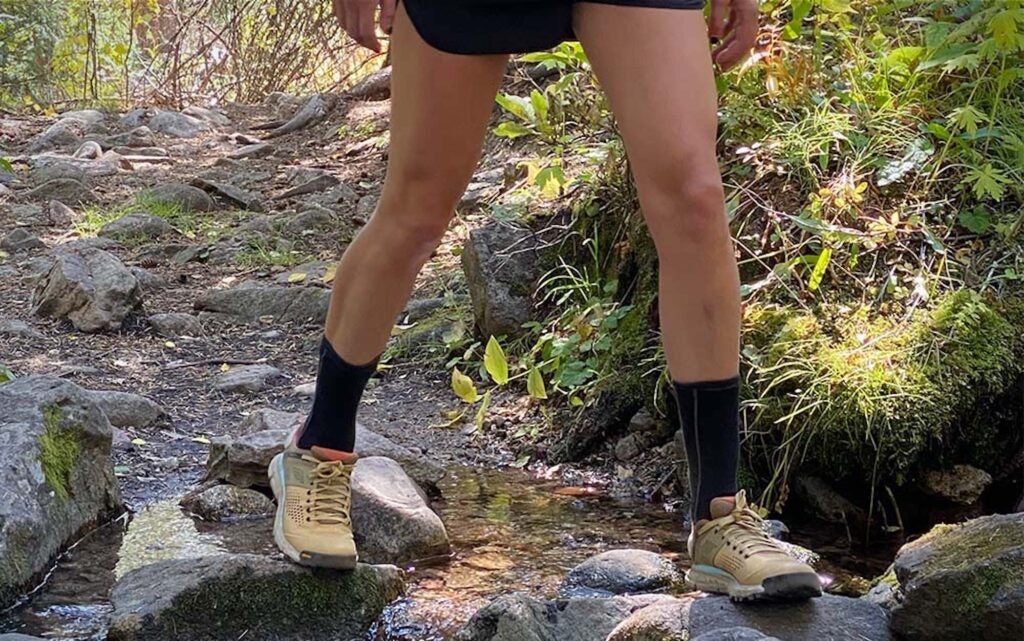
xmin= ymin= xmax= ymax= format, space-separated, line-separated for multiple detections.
xmin=48 ymin=200 xmax=75 ymax=226
xmin=182 ymin=105 xmax=230 ymax=126
xmin=228 ymin=143 xmax=274 ymax=159
xmin=24 ymin=178 xmax=93 ymax=205
xmin=692 ymin=629 xmax=780 ymax=641
xmin=83 ymin=390 xmax=165 ymax=428
xmin=179 ymin=484 xmax=274 ymax=521
xmin=606 ymin=599 xmax=692 ymax=641
xmin=562 ymin=549 xmax=683 ymax=597
xmin=73 ymin=140 xmax=104 ymax=159
xmin=107 ymin=554 xmax=403 ymax=641
xmin=890 ymin=513 xmax=1024 ymax=641
xmin=31 ymin=247 xmax=143 ymax=332
xmin=102 ymin=126 xmax=155 ymax=149
xmin=98 ymin=212 xmax=173 ymax=241
xmin=148 ymin=312 xmax=202 ymax=337
xmin=148 ymin=110 xmax=211 ymax=138
xmin=688 ymin=595 xmax=892 ymax=641
xmin=462 ymin=221 xmax=547 ymax=338
xmin=0 ymin=634 xmax=48 ymax=640
xmin=275 ymin=174 xmax=341 ymax=200
xmin=401 ymin=297 xmax=446 ymax=323
xmin=792 ymin=475 xmax=863 ymax=525
xmin=615 ymin=434 xmax=642 ymax=462
xmin=0 ymin=376 xmax=122 ymax=606
xmin=143 ymin=183 xmax=215 ymax=212
xmin=1 ymin=228 xmax=45 ymax=253
xmin=280 ymin=207 xmax=336 ymax=235
xmin=213 ymin=364 xmax=284 ymax=394
xmin=59 ymin=109 xmax=106 ymax=126
xmin=129 ymin=267 xmax=167 ymax=292
xmin=192 ymin=178 xmax=265 ymax=211
xmin=920 ymin=464 xmax=993 ymax=505
xmin=119 ymin=109 xmax=151 ymax=128
xmin=0 ymin=318 xmax=43 ymax=340
xmin=194 ymin=283 xmax=330 ymax=325
xmin=26 ymin=120 xmax=82 ymax=153
xmin=456 ymin=593 xmax=675 ymax=641
xmin=351 ymin=456 xmax=450 ymax=565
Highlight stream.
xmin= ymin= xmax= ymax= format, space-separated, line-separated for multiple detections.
xmin=0 ymin=465 xmax=894 ymax=640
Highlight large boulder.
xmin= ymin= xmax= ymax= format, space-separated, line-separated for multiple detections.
xmin=456 ymin=593 xmax=675 ymax=641
xmin=194 ymin=283 xmax=330 ymax=325
xmin=0 ymin=377 xmax=122 ymax=606
xmin=687 ymin=595 xmax=892 ymax=641
xmin=30 ymin=247 xmax=143 ymax=332
xmin=561 ymin=549 xmax=683 ymax=597
xmin=351 ymin=456 xmax=450 ymax=565
xmin=107 ymin=554 xmax=403 ymax=641
xmin=890 ymin=513 xmax=1024 ymax=641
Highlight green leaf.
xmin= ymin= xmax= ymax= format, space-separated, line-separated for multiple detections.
xmin=0 ymin=158 xmax=12 ymax=173
xmin=784 ymin=0 xmax=812 ymax=40
xmin=949 ymin=105 xmax=986 ymax=136
xmin=958 ymin=208 xmax=992 ymax=234
xmin=495 ymin=121 xmax=533 ymax=139
xmin=808 ymin=247 xmax=832 ymax=291
xmin=475 ymin=390 xmax=492 ymax=431
xmin=527 ymin=367 xmax=548 ymax=399
xmin=0 ymin=363 xmax=14 ymax=384
xmin=529 ymin=89 xmax=549 ymax=124
xmin=483 ymin=336 xmax=509 ymax=385
xmin=452 ymin=367 xmax=479 ymax=403
xmin=495 ymin=94 xmax=533 ymax=121
xmin=512 ymin=454 xmax=531 ymax=469
xmin=965 ymin=163 xmax=1009 ymax=201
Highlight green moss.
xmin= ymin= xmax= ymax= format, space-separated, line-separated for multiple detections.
xmin=40 ymin=405 xmax=82 ymax=501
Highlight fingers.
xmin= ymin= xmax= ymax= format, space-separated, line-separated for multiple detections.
xmin=712 ymin=0 xmax=759 ymax=71
xmin=708 ymin=0 xmax=730 ymax=40
xmin=342 ymin=0 xmax=382 ymax=52
xmin=380 ymin=0 xmax=397 ymax=35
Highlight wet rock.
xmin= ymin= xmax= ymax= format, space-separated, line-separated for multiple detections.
xmin=0 ymin=376 xmax=122 ymax=607
xmin=692 ymin=629 xmax=781 ymax=641
xmin=228 ymin=143 xmax=274 ymax=159
xmin=213 ymin=364 xmax=284 ymax=394
xmin=762 ymin=519 xmax=790 ymax=541
xmin=182 ymin=105 xmax=230 ymax=126
xmin=562 ymin=549 xmax=683 ymax=597
xmin=179 ymin=484 xmax=274 ymax=521
xmin=84 ymin=390 xmax=165 ymax=428
xmin=456 ymin=593 xmax=675 ymax=641
xmin=1 ymin=228 xmax=45 ymax=253
xmin=194 ymin=283 xmax=330 ymax=325
xmin=143 ymin=183 xmax=215 ymax=212
xmin=0 ymin=318 xmax=43 ymax=340
xmin=31 ymin=247 xmax=143 ymax=332
xmin=792 ymin=475 xmax=863 ymax=526
xmin=107 ymin=554 xmax=403 ymax=641
xmin=24 ymin=178 xmax=93 ymax=205
xmin=98 ymin=212 xmax=174 ymax=241
xmin=352 ymin=456 xmax=450 ymax=565
xmin=920 ymin=464 xmax=993 ymax=505
xmin=462 ymin=221 xmax=548 ymax=339
xmin=606 ymin=598 xmax=692 ymax=641
xmin=862 ymin=574 xmax=899 ymax=610
xmin=356 ymin=428 xmax=446 ymax=491
xmin=687 ymin=595 xmax=891 ymax=641
xmin=890 ymin=513 xmax=1024 ymax=641
xmin=148 ymin=312 xmax=202 ymax=337
xmin=148 ymin=110 xmax=211 ymax=138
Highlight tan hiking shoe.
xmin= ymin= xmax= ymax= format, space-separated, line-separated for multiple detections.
xmin=687 ymin=490 xmax=822 ymax=601
xmin=268 ymin=442 xmax=358 ymax=569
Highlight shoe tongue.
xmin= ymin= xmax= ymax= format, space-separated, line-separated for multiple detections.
xmin=709 ymin=495 xmax=738 ymax=520
xmin=309 ymin=446 xmax=358 ymax=463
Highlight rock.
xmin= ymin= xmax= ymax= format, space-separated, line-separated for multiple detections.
xmin=194 ymin=283 xmax=330 ymax=325
xmin=0 ymin=376 xmax=122 ymax=606
xmin=0 ymin=634 xmax=48 ymax=641
xmin=401 ymin=297 xmax=447 ymax=323
xmin=0 ymin=318 xmax=43 ymax=340
xmin=143 ymin=183 xmax=215 ymax=212
xmin=692 ymin=629 xmax=780 ymax=641
xmin=345 ymin=66 xmax=392 ymax=101
xmin=24 ymin=178 xmax=93 ymax=205
xmin=462 ymin=221 xmax=548 ymax=338
xmin=562 ymin=549 xmax=683 ymax=597
xmin=102 ymin=126 xmax=155 ymax=149
xmin=275 ymin=174 xmax=341 ymax=200
xmin=148 ymin=312 xmax=202 ymax=337
xmin=293 ymin=381 xmax=316 ymax=397
xmin=456 ymin=593 xmax=674 ymax=641
xmin=59 ymin=109 xmax=106 ymax=126
xmin=48 ymin=200 xmax=75 ymax=226
xmin=355 ymin=194 xmax=377 ymax=221
xmin=73 ymin=140 xmax=104 ymax=159
xmin=762 ymin=519 xmax=790 ymax=541
xmin=351 ymin=456 xmax=450 ymax=565
xmin=1 ymin=228 xmax=45 ymax=253
xmin=191 ymin=177 xmax=265 ymax=211
xmin=107 ymin=554 xmax=403 ymax=641
xmin=98 ymin=212 xmax=174 ymax=241
xmin=83 ymin=390 xmax=165 ymax=428
xmin=31 ymin=247 xmax=143 ymax=332
xmin=890 ymin=513 xmax=1024 ymax=641
xmin=148 ymin=110 xmax=211 ymax=138
xmin=356 ymin=426 xmax=446 ymax=491
xmin=29 ymin=153 xmax=119 ymax=182
xmin=792 ymin=475 xmax=863 ymax=526
xmin=687 ymin=595 xmax=892 ymax=641
xmin=606 ymin=598 xmax=692 ymax=641
xmin=280 ymin=206 xmax=337 ymax=235
xmin=180 ymin=484 xmax=274 ymax=521
xmin=228 ymin=143 xmax=274 ymax=159
xmin=10 ymin=204 xmax=44 ymax=226
xmin=615 ymin=434 xmax=642 ymax=462
xmin=26 ymin=120 xmax=82 ymax=153
xmin=213 ymin=364 xmax=284 ymax=393
xmin=129 ymin=267 xmax=167 ymax=292
xmin=920 ymin=464 xmax=993 ymax=505
xmin=119 ymin=108 xmax=151 ymax=128
xmin=182 ymin=105 xmax=230 ymax=126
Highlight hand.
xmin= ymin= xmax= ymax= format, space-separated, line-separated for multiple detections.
xmin=707 ymin=0 xmax=759 ymax=72
xmin=331 ymin=0 xmax=397 ymax=52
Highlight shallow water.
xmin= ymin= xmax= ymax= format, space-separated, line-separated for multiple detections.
xmin=0 ymin=465 xmax=888 ymax=640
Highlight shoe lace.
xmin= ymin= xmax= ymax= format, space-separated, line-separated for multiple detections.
xmin=308 ymin=459 xmax=354 ymax=526
xmin=708 ymin=492 xmax=784 ymax=559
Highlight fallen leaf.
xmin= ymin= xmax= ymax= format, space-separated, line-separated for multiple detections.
xmin=287 ymin=272 xmax=307 ymax=283
xmin=191 ymin=436 xmax=211 ymax=445
xmin=553 ymin=486 xmax=603 ymax=498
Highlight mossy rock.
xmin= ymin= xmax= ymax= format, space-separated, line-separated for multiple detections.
xmin=108 ymin=554 xmax=405 ymax=641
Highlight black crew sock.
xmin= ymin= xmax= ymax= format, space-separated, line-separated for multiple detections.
xmin=296 ymin=337 xmax=378 ymax=453
xmin=674 ymin=376 xmax=741 ymax=524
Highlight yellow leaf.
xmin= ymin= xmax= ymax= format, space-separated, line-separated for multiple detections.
xmin=451 ymin=367 xmax=479 ymax=403
xmin=131 ymin=437 xmax=146 ymax=446
xmin=322 ymin=264 xmax=338 ymax=284
xmin=287 ymin=272 xmax=307 ymax=283
xmin=483 ymin=336 xmax=509 ymax=385
xmin=220 ymin=363 xmax=231 ymax=372
xmin=475 ymin=390 xmax=492 ymax=430
xmin=527 ymin=367 xmax=548 ymax=399
xmin=191 ymin=436 xmax=211 ymax=445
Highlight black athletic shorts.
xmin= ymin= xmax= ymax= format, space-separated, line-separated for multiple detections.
xmin=401 ymin=1 xmax=707 ymax=55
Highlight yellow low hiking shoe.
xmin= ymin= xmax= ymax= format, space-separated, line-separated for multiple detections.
xmin=268 ymin=442 xmax=358 ymax=569
xmin=687 ymin=490 xmax=822 ymax=602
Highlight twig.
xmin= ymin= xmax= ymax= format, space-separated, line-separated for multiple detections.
xmin=162 ymin=357 xmax=266 ymax=370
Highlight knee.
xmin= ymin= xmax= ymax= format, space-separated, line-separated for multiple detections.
xmin=639 ymin=167 xmax=728 ymax=248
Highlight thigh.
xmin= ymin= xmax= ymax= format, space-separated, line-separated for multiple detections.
xmin=385 ymin=2 xmax=510 ymax=208
xmin=571 ymin=3 xmax=718 ymax=193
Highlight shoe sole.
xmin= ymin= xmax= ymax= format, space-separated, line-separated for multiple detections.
xmin=268 ymin=453 xmax=359 ymax=571
xmin=687 ymin=565 xmax=822 ymax=602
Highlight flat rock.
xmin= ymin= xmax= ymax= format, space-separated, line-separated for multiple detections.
xmin=191 ymin=177 xmax=265 ymax=211
xmin=31 ymin=246 xmax=143 ymax=332
xmin=891 ymin=513 xmax=1024 ymax=641
xmin=143 ymin=183 xmax=215 ymax=212
xmin=148 ymin=110 xmax=211 ymax=138
xmin=98 ymin=212 xmax=174 ymax=241
xmin=107 ymin=554 xmax=404 ymax=641
xmin=275 ymin=174 xmax=340 ymax=200
xmin=688 ymin=595 xmax=892 ymax=641
xmin=1 ymin=228 xmax=45 ymax=253
xmin=148 ymin=312 xmax=202 ymax=337
xmin=194 ymin=283 xmax=330 ymax=325
xmin=26 ymin=120 xmax=83 ymax=153
xmin=213 ymin=364 xmax=284 ymax=393
xmin=692 ymin=629 xmax=781 ymax=641
xmin=0 ymin=634 xmax=48 ymax=641
xmin=351 ymin=456 xmax=450 ymax=565
xmin=228 ymin=143 xmax=274 ymax=159
xmin=179 ymin=484 xmax=274 ymax=521
xmin=562 ymin=549 xmax=683 ymax=597
xmin=83 ymin=390 xmax=165 ymax=428
xmin=0 ymin=376 xmax=122 ymax=606
xmin=606 ymin=598 xmax=692 ymax=641
xmin=0 ymin=318 xmax=43 ymax=340
xmin=920 ymin=464 xmax=993 ymax=505
xmin=24 ymin=178 xmax=93 ymax=205
xmin=182 ymin=105 xmax=230 ymax=126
